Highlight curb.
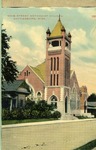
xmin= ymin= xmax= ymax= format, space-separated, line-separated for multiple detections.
xmin=2 ymin=118 xmax=96 ymax=129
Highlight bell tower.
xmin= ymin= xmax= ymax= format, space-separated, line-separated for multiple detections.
xmin=45 ymin=16 xmax=72 ymax=115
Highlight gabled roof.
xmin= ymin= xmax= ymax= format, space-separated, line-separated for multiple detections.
xmin=3 ymin=80 xmax=30 ymax=94
xmin=50 ymin=19 xmax=65 ymax=37
xmin=35 ymin=62 xmax=46 ymax=81
xmin=3 ymin=80 xmax=24 ymax=91
xmin=30 ymin=61 xmax=46 ymax=82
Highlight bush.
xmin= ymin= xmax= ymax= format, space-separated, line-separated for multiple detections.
xmin=31 ymin=110 xmax=39 ymax=119
xmin=23 ymin=109 xmax=31 ymax=119
xmin=36 ymin=100 xmax=48 ymax=111
xmin=11 ymin=109 xmax=18 ymax=120
xmin=2 ymin=109 xmax=12 ymax=120
xmin=45 ymin=110 xmax=52 ymax=118
xmin=52 ymin=111 xmax=61 ymax=119
xmin=16 ymin=108 xmax=25 ymax=120
xmin=39 ymin=110 xmax=51 ymax=119
xmin=25 ymin=99 xmax=36 ymax=110
xmin=2 ymin=100 xmax=61 ymax=120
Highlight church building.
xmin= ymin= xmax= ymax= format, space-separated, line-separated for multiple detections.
xmin=17 ymin=16 xmax=88 ymax=117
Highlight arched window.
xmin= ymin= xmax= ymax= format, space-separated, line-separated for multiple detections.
xmin=57 ymin=74 xmax=59 ymax=85
xmin=52 ymin=40 xmax=59 ymax=47
xmin=50 ymin=95 xmax=57 ymax=109
xmin=57 ymin=57 xmax=59 ymax=70
xmin=27 ymin=70 xmax=29 ymax=76
xmin=72 ymin=88 xmax=76 ymax=100
xmin=54 ymin=74 xmax=55 ymax=86
xmin=37 ymin=92 xmax=42 ymax=100
xmin=51 ymin=57 xmax=53 ymax=71
xmin=50 ymin=74 xmax=52 ymax=86
xmin=54 ymin=57 xmax=56 ymax=70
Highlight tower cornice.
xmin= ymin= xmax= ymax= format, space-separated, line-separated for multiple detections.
xmin=47 ymin=36 xmax=63 ymax=40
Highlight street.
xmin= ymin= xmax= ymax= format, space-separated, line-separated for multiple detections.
xmin=2 ymin=119 xmax=96 ymax=150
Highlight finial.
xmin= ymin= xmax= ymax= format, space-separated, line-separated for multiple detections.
xmin=61 ymin=25 xmax=66 ymax=32
xmin=59 ymin=14 xmax=60 ymax=21
xmin=46 ymin=27 xmax=51 ymax=35
xmin=68 ymin=32 xmax=72 ymax=38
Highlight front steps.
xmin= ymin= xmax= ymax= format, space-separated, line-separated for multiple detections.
xmin=61 ymin=113 xmax=78 ymax=120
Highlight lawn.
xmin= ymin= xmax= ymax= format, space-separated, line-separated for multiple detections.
xmin=2 ymin=118 xmax=57 ymax=125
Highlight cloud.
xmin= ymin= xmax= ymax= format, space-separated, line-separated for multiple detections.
xmin=71 ymin=26 xmax=96 ymax=94
xmin=71 ymin=54 xmax=96 ymax=94
xmin=90 ymin=26 xmax=96 ymax=40
xmin=71 ymin=28 xmax=88 ymax=47
xmin=3 ymin=18 xmax=18 ymax=34
xmin=78 ymin=7 xmax=96 ymax=19
xmin=26 ymin=26 xmax=45 ymax=48
xmin=9 ymin=37 xmax=45 ymax=70
xmin=3 ymin=18 xmax=46 ymax=69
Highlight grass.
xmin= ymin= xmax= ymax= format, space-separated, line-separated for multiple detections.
xmin=2 ymin=118 xmax=57 ymax=125
xmin=74 ymin=139 xmax=96 ymax=150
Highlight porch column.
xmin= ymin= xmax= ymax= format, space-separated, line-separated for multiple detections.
xmin=10 ymin=99 xmax=12 ymax=111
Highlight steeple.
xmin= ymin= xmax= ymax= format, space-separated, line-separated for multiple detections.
xmin=50 ymin=15 xmax=66 ymax=37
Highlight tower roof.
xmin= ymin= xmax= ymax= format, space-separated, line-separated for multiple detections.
xmin=50 ymin=17 xmax=65 ymax=37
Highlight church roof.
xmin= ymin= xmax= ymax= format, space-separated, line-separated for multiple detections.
xmin=35 ymin=62 xmax=46 ymax=81
xmin=30 ymin=61 xmax=46 ymax=82
xmin=50 ymin=18 xmax=65 ymax=38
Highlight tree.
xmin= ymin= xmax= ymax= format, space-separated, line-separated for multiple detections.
xmin=1 ymin=27 xmax=19 ymax=84
xmin=87 ymin=93 xmax=96 ymax=117
xmin=87 ymin=93 xmax=96 ymax=102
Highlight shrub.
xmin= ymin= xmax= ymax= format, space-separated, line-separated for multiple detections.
xmin=23 ymin=109 xmax=31 ymax=119
xmin=31 ymin=110 xmax=39 ymax=119
xmin=16 ymin=108 xmax=25 ymax=120
xmin=11 ymin=109 xmax=18 ymax=119
xmin=45 ymin=110 xmax=52 ymax=118
xmin=52 ymin=111 xmax=61 ymax=119
xmin=39 ymin=110 xmax=52 ymax=119
xmin=36 ymin=100 xmax=48 ymax=111
xmin=2 ymin=109 xmax=12 ymax=120
xmin=25 ymin=99 xmax=36 ymax=110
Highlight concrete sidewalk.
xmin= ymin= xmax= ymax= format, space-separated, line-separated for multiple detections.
xmin=2 ymin=119 xmax=96 ymax=150
xmin=2 ymin=118 xmax=96 ymax=129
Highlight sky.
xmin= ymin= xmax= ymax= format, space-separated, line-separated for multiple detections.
xmin=2 ymin=7 xmax=96 ymax=95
